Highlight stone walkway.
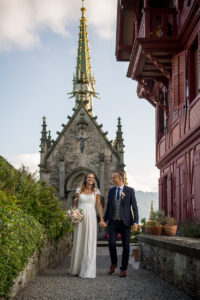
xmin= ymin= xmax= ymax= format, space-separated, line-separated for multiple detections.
xmin=14 ymin=247 xmax=191 ymax=300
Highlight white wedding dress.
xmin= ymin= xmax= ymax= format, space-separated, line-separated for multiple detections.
xmin=69 ymin=187 xmax=100 ymax=278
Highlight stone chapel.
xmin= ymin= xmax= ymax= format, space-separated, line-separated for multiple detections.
xmin=39 ymin=0 xmax=126 ymax=214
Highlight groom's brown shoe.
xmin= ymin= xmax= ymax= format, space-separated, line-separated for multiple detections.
xmin=120 ymin=270 xmax=126 ymax=277
xmin=108 ymin=264 xmax=117 ymax=275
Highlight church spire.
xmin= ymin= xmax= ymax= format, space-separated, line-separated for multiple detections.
xmin=76 ymin=0 xmax=92 ymax=81
xmin=68 ymin=0 xmax=98 ymax=115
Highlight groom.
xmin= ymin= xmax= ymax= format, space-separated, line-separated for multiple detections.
xmin=103 ymin=170 xmax=139 ymax=277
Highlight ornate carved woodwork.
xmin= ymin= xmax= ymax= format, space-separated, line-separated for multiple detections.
xmin=144 ymin=51 xmax=171 ymax=79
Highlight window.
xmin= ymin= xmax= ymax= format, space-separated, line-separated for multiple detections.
xmin=172 ymin=50 xmax=186 ymax=110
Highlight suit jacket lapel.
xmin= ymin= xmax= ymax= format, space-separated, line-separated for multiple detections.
xmin=111 ymin=187 xmax=117 ymax=206
xmin=121 ymin=185 xmax=128 ymax=203
xmin=122 ymin=185 xmax=127 ymax=195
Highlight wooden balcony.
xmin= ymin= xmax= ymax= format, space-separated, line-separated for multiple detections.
xmin=138 ymin=8 xmax=177 ymax=39
xmin=127 ymin=7 xmax=180 ymax=81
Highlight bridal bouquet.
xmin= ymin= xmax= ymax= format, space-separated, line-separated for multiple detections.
xmin=66 ymin=208 xmax=84 ymax=225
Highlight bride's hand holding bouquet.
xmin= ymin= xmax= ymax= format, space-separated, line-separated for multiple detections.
xmin=66 ymin=207 xmax=84 ymax=225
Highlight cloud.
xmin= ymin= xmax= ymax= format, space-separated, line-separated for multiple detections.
xmin=0 ymin=0 xmax=116 ymax=52
xmin=127 ymin=170 xmax=159 ymax=193
xmin=4 ymin=153 xmax=40 ymax=178
xmin=86 ymin=0 xmax=116 ymax=39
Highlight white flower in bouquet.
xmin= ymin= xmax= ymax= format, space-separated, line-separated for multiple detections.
xmin=66 ymin=208 xmax=84 ymax=225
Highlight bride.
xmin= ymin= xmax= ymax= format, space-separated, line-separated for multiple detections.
xmin=69 ymin=173 xmax=107 ymax=278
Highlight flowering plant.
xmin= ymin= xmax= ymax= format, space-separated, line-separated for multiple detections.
xmin=121 ymin=192 xmax=125 ymax=199
xmin=66 ymin=208 xmax=84 ymax=225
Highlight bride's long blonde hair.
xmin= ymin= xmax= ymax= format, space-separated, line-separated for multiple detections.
xmin=76 ymin=173 xmax=96 ymax=200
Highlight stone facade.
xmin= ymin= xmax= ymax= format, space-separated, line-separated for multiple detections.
xmin=39 ymin=105 xmax=123 ymax=213
xmin=137 ymin=234 xmax=200 ymax=299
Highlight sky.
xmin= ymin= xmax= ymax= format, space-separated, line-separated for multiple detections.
xmin=0 ymin=0 xmax=159 ymax=192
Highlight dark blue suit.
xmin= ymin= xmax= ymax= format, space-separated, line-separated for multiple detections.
xmin=104 ymin=185 xmax=139 ymax=270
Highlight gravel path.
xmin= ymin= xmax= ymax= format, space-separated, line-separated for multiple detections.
xmin=14 ymin=247 xmax=191 ymax=300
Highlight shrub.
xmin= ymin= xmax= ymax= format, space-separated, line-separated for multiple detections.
xmin=0 ymin=156 xmax=73 ymax=241
xmin=0 ymin=191 xmax=46 ymax=298
xmin=178 ymin=218 xmax=200 ymax=238
xmin=0 ymin=156 xmax=73 ymax=298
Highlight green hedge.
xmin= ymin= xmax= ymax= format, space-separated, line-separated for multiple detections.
xmin=0 ymin=156 xmax=73 ymax=241
xmin=0 ymin=191 xmax=46 ymax=298
xmin=0 ymin=156 xmax=73 ymax=298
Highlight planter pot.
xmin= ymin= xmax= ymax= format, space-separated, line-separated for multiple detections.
xmin=164 ymin=225 xmax=177 ymax=236
xmin=141 ymin=226 xmax=146 ymax=234
xmin=133 ymin=247 xmax=140 ymax=261
xmin=151 ymin=225 xmax=163 ymax=235
xmin=145 ymin=226 xmax=152 ymax=235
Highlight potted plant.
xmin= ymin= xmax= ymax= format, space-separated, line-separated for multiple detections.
xmin=164 ymin=217 xmax=177 ymax=236
xmin=145 ymin=220 xmax=153 ymax=235
xmin=150 ymin=220 xmax=163 ymax=235
xmin=150 ymin=210 xmax=165 ymax=235
xmin=141 ymin=218 xmax=147 ymax=233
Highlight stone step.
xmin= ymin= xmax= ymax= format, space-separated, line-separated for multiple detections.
xmin=97 ymin=240 xmax=122 ymax=247
xmin=97 ymin=241 xmax=139 ymax=247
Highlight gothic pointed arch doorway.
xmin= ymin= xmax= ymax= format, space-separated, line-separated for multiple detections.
xmin=65 ymin=168 xmax=99 ymax=209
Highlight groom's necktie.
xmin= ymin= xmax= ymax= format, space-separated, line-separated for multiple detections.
xmin=117 ymin=187 xmax=120 ymax=200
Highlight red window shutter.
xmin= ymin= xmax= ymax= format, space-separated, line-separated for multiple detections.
xmin=198 ymin=30 xmax=200 ymax=92
xmin=172 ymin=50 xmax=186 ymax=110
xmin=159 ymin=178 xmax=163 ymax=210
xmin=159 ymin=106 xmax=164 ymax=138
xmin=167 ymin=172 xmax=172 ymax=217
xmin=175 ymin=167 xmax=180 ymax=222
xmin=194 ymin=151 xmax=200 ymax=218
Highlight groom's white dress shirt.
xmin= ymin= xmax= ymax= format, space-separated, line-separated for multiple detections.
xmin=115 ymin=184 xmax=124 ymax=199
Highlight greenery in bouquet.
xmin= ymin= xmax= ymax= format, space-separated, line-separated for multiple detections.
xmin=66 ymin=208 xmax=84 ymax=225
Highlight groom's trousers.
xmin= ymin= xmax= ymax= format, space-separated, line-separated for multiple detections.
xmin=108 ymin=219 xmax=131 ymax=270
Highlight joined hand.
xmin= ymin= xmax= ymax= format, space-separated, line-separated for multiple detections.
xmin=132 ymin=223 xmax=138 ymax=232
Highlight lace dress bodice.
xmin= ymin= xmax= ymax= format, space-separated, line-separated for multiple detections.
xmin=76 ymin=187 xmax=101 ymax=208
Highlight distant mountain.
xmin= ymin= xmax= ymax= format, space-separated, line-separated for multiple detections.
xmin=135 ymin=190 xmax=158 ymax=223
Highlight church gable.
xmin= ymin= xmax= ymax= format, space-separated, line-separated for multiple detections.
xmin=46 ymin=104 xmax=118 ymax=162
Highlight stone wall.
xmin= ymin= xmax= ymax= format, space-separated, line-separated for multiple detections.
xmin=8 ymin=232 xmax=72 ymax=299
xmin=137 ymin=234 xmax=200 ymax=299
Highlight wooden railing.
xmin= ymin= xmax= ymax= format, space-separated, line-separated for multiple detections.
xmin=138 ymin=8 xmax=178 ymax=39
